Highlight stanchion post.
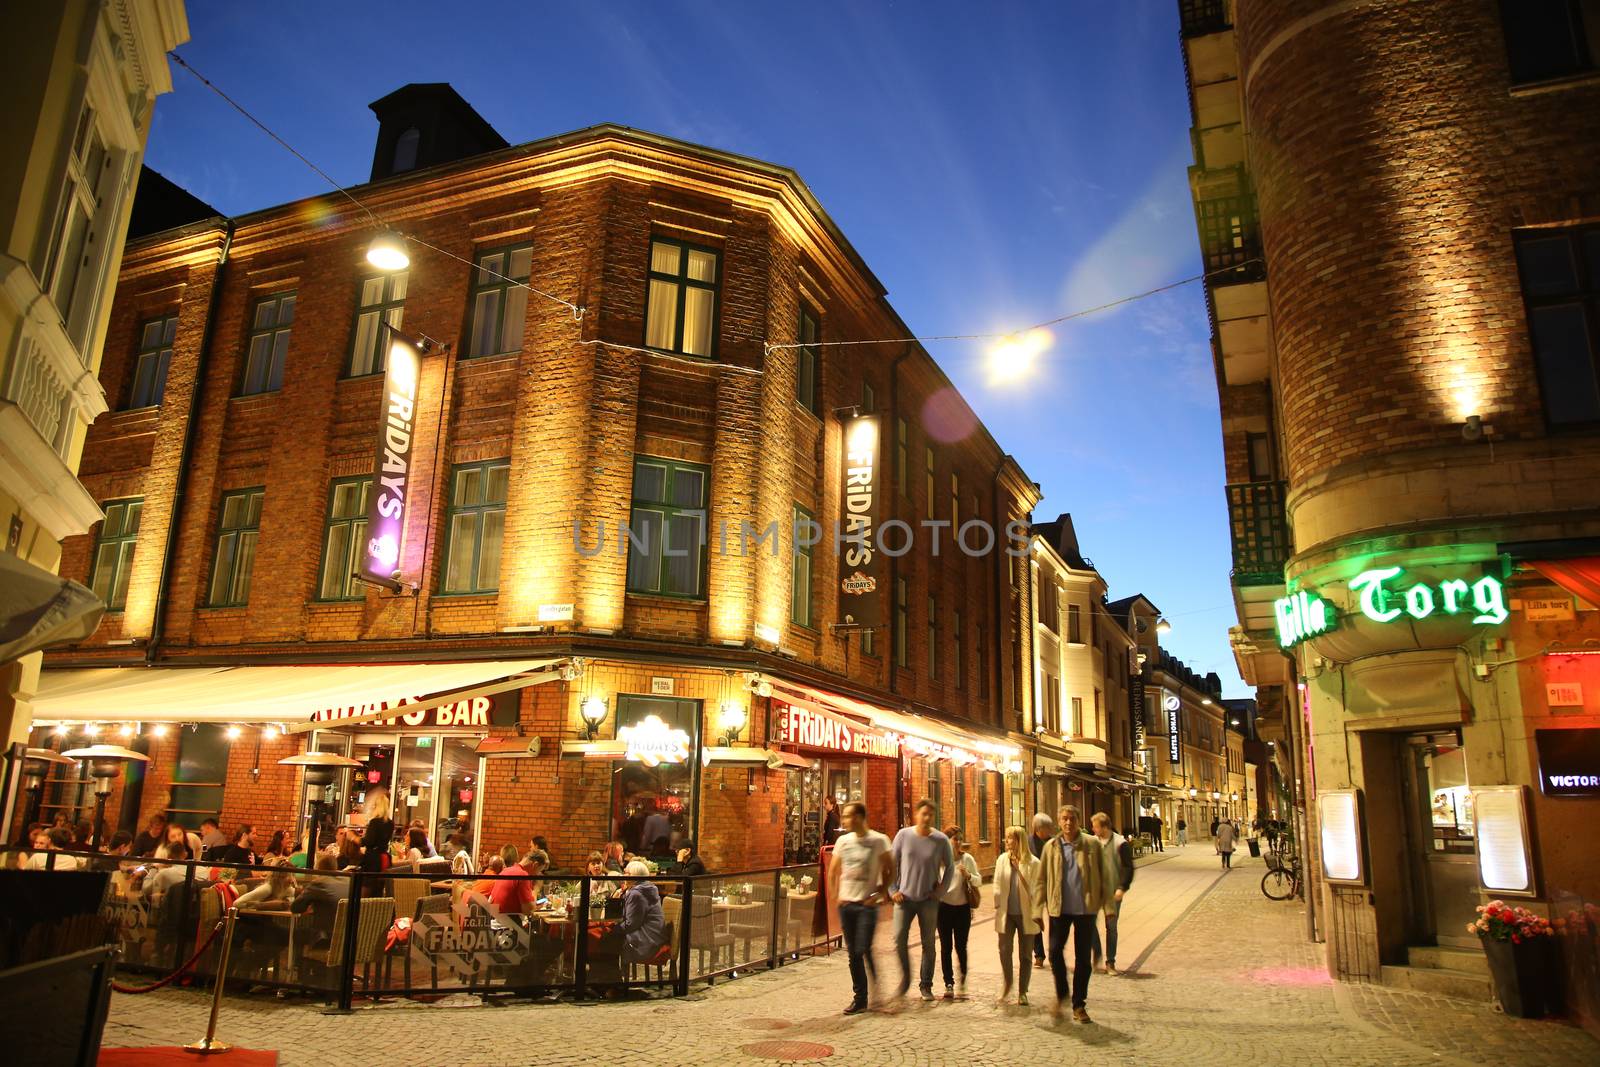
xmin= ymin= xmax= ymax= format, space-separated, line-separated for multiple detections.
xmin=767 ymin=870 xmax=782 ymax=969
xmin=674 ymin=878 xmax=692 ymax=998
xmin=184 ymin=906 xmax=237 ymax=1054
xmin=574 ymin=874 xmax=591 ymax=999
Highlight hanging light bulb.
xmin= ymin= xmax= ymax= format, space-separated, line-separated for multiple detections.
xmin=150 ymin=724 xmax=169 ymax=739
xmin=225 ymin=725 xmax=242 ymax=741
xmin=53 ymin=724 xmax=69 ymax=736
xmin=365 ymin=229 xmax=410 ymax=271
xmin=83 ymin=723 xmax=100 ymax=738
xmin=264 ymin=725 xmax=280 ymax=740
xmin=119 ymin=724 xmax=136 ymax=739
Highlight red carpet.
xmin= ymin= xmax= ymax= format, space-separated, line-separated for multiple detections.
xmin=99 ymin=1048 xmax=277 ymax=1066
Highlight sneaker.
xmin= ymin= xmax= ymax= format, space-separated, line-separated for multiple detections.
xmin=1018 ymin=993 xmax=1029 ymax=1006
xmin=956 ymin=977 xmax=966 ymax=998
xmin=920 ymin=987 xmax=936 ymax=1002
xmin=1106 ymin=963 xmax=1119 ymax=977
xmin=843 ymin=1001 xmax=867 ymax=1016
xmin=1073 ymin=1006 xmax=1093 ymax=1024
xmin=943 ymin=984 xmax=954 ymax=1000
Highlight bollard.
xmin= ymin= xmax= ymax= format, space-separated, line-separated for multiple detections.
xmin=184 ymin=906 xmax=239 ymax=1055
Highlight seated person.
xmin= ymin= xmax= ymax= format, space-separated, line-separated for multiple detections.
xmin=215 ymin=825 xmax=258 ymax=866
xmin=403 ymin=827 xmax=433 ymax=865
xmin=290 ymin=852 xmax=350 ymax=956
xmin=584 ymin=851 xmax=608 ymax=878
xmin=594 ymin=861 xmax=666 ymax=984
xmin=26 ymin=827 xmax=84 ymax=871
xmin=140 ymin=840 xmax=191 ymax=900
xmin=234 ymin=860 xmax=296 ymax=973
xmin=132 ymin=814 xmax=167 ymax=857
xmin=446 ymin=834 xmax=476 ymax=875
xmin=487 ymin=848 xmax=547 ymax=916
xmin=672 ymin=840 xmax=707 ymax=876
xmin=470 ymin=855 xmax=505 ymax=896
xmin=198 ymin=817 xmax=228 ymax=858
xmin=603 ymin=841 xmax=627 ymax=873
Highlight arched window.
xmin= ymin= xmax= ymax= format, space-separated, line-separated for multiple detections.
xmin=392 ymin=127 xmax=420 ymax=173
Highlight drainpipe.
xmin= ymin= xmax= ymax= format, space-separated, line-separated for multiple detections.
xmin=145 ymin=218 xmax=234 ymax=666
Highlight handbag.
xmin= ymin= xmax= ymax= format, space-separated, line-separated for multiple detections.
xmin=964 ymin=860 xmax=980 ymax=909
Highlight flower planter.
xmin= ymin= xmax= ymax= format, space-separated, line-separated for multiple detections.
xmin=1482 ymin=936 xmax=1565 ymax=1019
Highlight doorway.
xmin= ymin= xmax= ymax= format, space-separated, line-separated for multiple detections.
xmin=1399 ymin=732 xmax=1479 ymax=948
xmin=783 ymin=759 xmax=864 ymax=864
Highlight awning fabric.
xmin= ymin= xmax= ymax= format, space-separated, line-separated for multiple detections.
xmin=34 ymin=659 xmax=564 ymax=726
xmin=765 ymin=677 xmax=1020 ymax=762
xmin=0 ymin=552 xmax=103 ymax=663
xmin=1529 ymin=558 xmax=1600 ymax=609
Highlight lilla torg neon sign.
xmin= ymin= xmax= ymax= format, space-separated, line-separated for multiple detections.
xmin=1275 ymin=567 xmax=1509 ymax=650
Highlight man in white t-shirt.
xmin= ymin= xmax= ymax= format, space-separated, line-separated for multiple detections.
xmin=828 ymin=800 xmax=895 ymax=1015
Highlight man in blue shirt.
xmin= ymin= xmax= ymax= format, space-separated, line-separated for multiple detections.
xmin=1033 ymin=804 xmax=1104 ymax=1023
xmin=889 ymin=798 xmax=953 ymax=1001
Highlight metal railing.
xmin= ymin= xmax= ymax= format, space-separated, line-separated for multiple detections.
xmin=2 ymin=850 xmax=837 ymax=1008
xmin=1196 ymin=188 xmax=1264 ymax=279
xmin=1225 ymin=479 xmax=1290 ymax=585
xmin=1179 ymin=0 xmax=1230 ymax=38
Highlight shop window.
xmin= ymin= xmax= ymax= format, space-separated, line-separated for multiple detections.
xmin=627 ymin=457 xmax=708 ymax=598
xmin=347 ymin=271 xmax=407 ymax=377
xmin=441 ymin=460 xmax=510 ymax=594
xmin=928 ymin=768 xmax=942 ymax=821
xmin=207 ymin=487 xmax=264 ymax=607
xmin=1515 ymin=225 xmax=1600 ymax=426
xmin=128 ymin=314 xmax=177 ymax=409
xmin=1499 ymin=0 xmax=1598 ymax=84
xmin=90 ymin=498 xmax=143 ymax=610
xmin=240 ymin=291 xmax=295 ymax=395
xmin=317 ymin=476 xmax=371 ymax=601
xmin=796 ymin=302 xmax=820 ymax=414
xmin=955 ymin=777 xmax=967 ymax=835
xmin=170 ymin=724 xmax=231 ymax=828
xmin=645 ymin=237 xmax=719 ymax=357
xmin=978 ymin=774 xmax=989 ymax=841
xmin=791 ymin=504 xmax=814 ymax=627
xmin=612 ymin=695 xmax=699 ymax=859
xmin=465 ymin=243 xmax=532 ymax=358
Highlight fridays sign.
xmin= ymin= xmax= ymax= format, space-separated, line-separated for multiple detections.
xmin=358 ymin=334 xmax=423 ymax=590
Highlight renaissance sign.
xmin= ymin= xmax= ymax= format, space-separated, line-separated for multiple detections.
xmin=838 ymin=414 xmax=881 ymax=629
xmin=358 ymin=334 xmax=423 ymax=590
xmin=772 ymin=699 xmax=900 ymax=759
xmin=1273 ymin=567 xmax=1509 ymax=650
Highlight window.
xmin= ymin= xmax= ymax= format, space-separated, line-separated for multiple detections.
xmin=347 ymin=271 xmax=408 ymax=377
xmin=791 ymin=504 xmax=814 ymax=627
xmin=466 ymin=244 xmax=532 ymax=358
xmin=1042 ymin=672 xmax=1060 ymax=733
xmin=862 ymin=380 xmax=875 ymax=413
xmin=924 ymin=446 xmax=935 ymax=520
xmin=627 ymin=457 xmax=708 ymax=597
xmin=978 ymin=774 xmax=989 ymax=841
xmin=977 ymin=624 xmax=989 ymax=698
xmin=953 ymin=610 xmax=964 ymax=689
xmin=393 ymin=127 xmax=420 ymax=172
xmin=894 ymin=577 xmax=909 ymax=667
xmin=895 ymin=418 xmax=908 ymax=493
xmin=90 ymin=498 xmax=143 ymax=610
xmin=1095 ymin=688 xmax=1103 ymax=738
xmin=1515 ymin=226 xmax=1600 ymax=425
xmin=1067 ymin=603 xmax=1082 ymax=643
xmin=1039 ymin=581 xmax=1059 ymax=631
xmin=611 ymin=696 xmax=700 ymax=854
xmin=128 ymin=315 xmax=177 ymax=409
xmin=928 ymin=768 xmax=942 ymax=820
xmin=207 ymin=488 xmax=264 ymax=607
xmin=645 ymin=238 xmax=719 ymax=357
xmin=241 ymin=292 xmax=295 ymax=395
xmin=1499 ymin=1 xmax=1598 ymax=84
xmin=1072 ymin=696 xmax=1084 ymax=737
xmin=317 ymin=477 xmax=371 ymax=600
xmin=796 ymin=303 xmax=820 ymax=414
xmin=1246 ymin=432 xmax=1274 ymax=481
xmin=950 ymin=472 xmax=959 ymax=528
xmin=39 ymin=100 xmax=112 ymax=339
xmin=170 ymin=725 xmax=231 ymax=827
xmin=861 ymin=628 xmax=876 ymax=657
xmin=955 ymin=777 xmax=967 ymax=834
xmin=441 ymin=460 xmax=510 ymax=594
xmin=927 ymin=595 xmax=938 ymax=678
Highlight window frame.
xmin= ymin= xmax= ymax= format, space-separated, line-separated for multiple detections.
xmin=1246 ymin=431 xmax=1275 ymax=481
xmin=790 ymin=503 xmax=815 ymax=628
xmin=795 ymin=302 xmax=821 ymax=415
xmin=626 ymin=456 xmax=710 ymax=600
xmin=463 ymin=242 xmax=533 ymax=360
xmin=927 ymin=593 xmax=938 ymax=679
xmin=644 ymin=236 xmax=722 ymax=358
xmin=89 ymin=497 xmax=143 ymax=611
xmin=206 ymin=487 xmax=265 ymax=608
xmin=924 ymin=446 xmax=935 ymax=521
xmin=895 ymin=418 xmax=908 ymax=496
xmin=894 ymin=577 xmax=909 ymax=667
xmin=1067 ymin=603 xmax=1083 ymax=644
xmin=345 ymin=271 xmax=408 ymax=378
xmin=314 ymin=476 xmax=372 ymax=602
xmin=1498 ymin=0 xmax=1598 ymax=85
xmin=438 ymin=459 xmax=511 ymax=596
xmin=239 ymin=291 xmax=296 ymax=396
xmin=1514 ymin=224 xmax=1600 ymax=429
xmin=127 ymin=313 xmax=177 ymax=410
xmin=953 ymin=609 xmax=964 ymax=689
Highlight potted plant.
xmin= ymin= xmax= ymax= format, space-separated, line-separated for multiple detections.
xmin=1469 ymin=900 xmax=1563 ymax=1018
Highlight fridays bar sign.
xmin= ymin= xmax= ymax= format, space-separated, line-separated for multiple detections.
xmin=359 ymin=334 xmax=422 ymax=589
xmin=839 ymin=414 xmax=881 ymax=629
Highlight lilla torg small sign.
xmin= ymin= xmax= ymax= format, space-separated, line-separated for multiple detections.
xmin=839 ymin=414 xmax=881 ymax=629
xmin=359 ymin=334 xmax=423 ymax=590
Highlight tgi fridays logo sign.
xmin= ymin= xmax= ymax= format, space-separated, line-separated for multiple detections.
xmin=838 ymin=415 xmax=881 ymax=629
xmin=310 ymin=690 xmax=518 ymax=729
xmin=358 ymin=334 xmax=422 ymax=590
xmin=773 ymin=700 xmax=900 ymax=759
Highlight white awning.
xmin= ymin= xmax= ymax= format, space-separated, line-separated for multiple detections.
xmin=763 ymin=677 xmax=1020 ymax=764
xmin=33 ymin=659 xmax=566 ymax=727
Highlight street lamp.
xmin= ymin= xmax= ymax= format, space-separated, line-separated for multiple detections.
xmin=16 ymin=747 xmax=76 ymax=838
xmin=279 ymin=751 xmax=363 ymax=857
xmin=579 ymin=696 xmax=609 ymax=740
xmin=62 ymin=744 xmax=151 ymax=850
xmin=717 ymin=700 xmax=749 ymax=747
xmin=365 ymin=229 xmax=410 ymax=271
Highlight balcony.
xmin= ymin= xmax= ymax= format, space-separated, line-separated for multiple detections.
xmin=1196 ymin=188 xmax=1264 ymax=281
xmin=1179 ymin=0 xmax=1230 ymax=38
xmin=1226 ymin=480 xmax=1290 ymax=585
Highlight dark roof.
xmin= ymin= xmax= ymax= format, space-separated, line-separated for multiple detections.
xmin=127 ymin=167 xmax=221 ymax=239
xmin=1030 ymin=513 xmax=1090 ymax=570
xmin=1154 ymin=650 xmax=1223 ymax=700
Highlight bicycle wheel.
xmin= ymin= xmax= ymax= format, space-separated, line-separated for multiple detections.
xmin=1262 ymin=868 xmax=1294 ymax=901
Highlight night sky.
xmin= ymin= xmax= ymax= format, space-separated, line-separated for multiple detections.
xmin=146 ymin=1 xmax=1243 ymax=694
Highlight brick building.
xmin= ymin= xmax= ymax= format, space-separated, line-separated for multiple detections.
xmin=18 ymin=84 xmax=1043 ymax=875
xmin=1181 ymin=0 xmax=1600 ymax=1005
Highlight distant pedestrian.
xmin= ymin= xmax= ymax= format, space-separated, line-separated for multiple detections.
xmin=1028 ymin=813 xmax=1053 ymax=966
xmin=1035 ymin=805 xmax=1103 ymax=1024
xmin=889 ymin=799 xmax=953 ymax=1002
xmin=993 ymin=825 xmax=1040 ymax=1005
xmin=1152 ymin=813 xmax=1164 ymax=852
xmin=1210 ymin=817 xmax=1219 ymax=838
xmin=828 ymin=801 xmax=893 ymax=1016
xmin=1089 ymin=813 xmax=1134 ymax=976
xmin=821 ymin=796 xmax=841 ymax=847
xmin=1216 ymin=819 xmax=1236 ymax=870
xmin=1176 ymin=818 xmax=1188 ymax=846
xmin=937 ymin=826 xmax=980 ymax=999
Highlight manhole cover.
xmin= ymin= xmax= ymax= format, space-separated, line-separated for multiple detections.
xmin=741 ymin=1019 xmax=795 ymax=1030
xmin=739 ymin=1040 xmax=834 ymax=1060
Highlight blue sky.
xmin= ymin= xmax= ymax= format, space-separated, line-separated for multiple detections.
xmin=148 ymin=2 xmax=1244 ymax=695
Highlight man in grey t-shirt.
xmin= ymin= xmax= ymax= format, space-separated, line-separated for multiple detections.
xmin=889 ymin=799 xmax=952 ymax=1001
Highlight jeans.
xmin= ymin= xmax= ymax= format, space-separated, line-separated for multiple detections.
xmin=1154 ymin=834 xmax=1164 ymax=852
xmin=1220 ymin=848 xmax=1233 ymax=869
xmin=1048 ymin=912 xmax=1095 ymax=1008
xmin=1177 ymin=828 xmax=1188 ymax=845
xmin=997 ymin=920 xmax=1033 ymax=995
xmin=936 ymin=901 xmax=971 ymax=987
xmin=893 ymin=897 xmax=940 ymax=993
xmin=839 ymin=901 xmax=878 ymax=1006
xmin=1090 ymin=910 xmax=1120 ymax=967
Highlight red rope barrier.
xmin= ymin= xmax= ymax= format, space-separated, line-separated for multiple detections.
xmin=111 ymin=920 xmax=226 ymax=994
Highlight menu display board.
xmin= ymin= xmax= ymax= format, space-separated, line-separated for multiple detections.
xmin=1471 ymin=785 xmax=1535 ymax=896
xmin=1317 ymin=789 xmax=1366 ymax=885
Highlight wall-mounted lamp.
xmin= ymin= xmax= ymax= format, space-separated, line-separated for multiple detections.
xmin=1188 ymin=787 xmax=1198 ymax=798
xmin=1462 ymin=414 xmax=1484 ymax=442
xmin=717 ymin=701 xmax=749 ymax=746
xmin=1156 ymin=619 xmax=1172 ymax=636
xmin=580 ymin=696 xmax=609 ymax=740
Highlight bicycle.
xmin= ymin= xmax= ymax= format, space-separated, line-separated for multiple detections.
xmin=1260 ymin=841 xmax=1301 ymax=901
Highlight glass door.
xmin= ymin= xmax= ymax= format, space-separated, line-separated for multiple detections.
xmin=1402 ymin=733 xmax=1479 ymax=948
xmin=784 ymin=763 xmax=824 ymax=865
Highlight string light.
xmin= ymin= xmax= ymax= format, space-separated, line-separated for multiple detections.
xmin=83 ymin=723 xmax=100 ymax=738
xmin=225 ymin=726 xmax=242 ymax=741
xmin=150 ymin=724 xmax=170 ymax=739
xmin=119 ymin=724 xmax=137 ymax=739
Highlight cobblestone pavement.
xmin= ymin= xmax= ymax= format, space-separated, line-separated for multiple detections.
xmin=102 ymin=846 xmax=1598 ymax=1066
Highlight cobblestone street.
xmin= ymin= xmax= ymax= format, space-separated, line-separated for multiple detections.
xmin=102 ymin=847 xmax=1599 ymax=1065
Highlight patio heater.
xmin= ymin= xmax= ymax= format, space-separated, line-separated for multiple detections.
xmin=61 ymin=744 xmax=151 ymax=850
xmin=14 ymin=747 xmax=77 ymax=840
xmin=280 ymin=751 xmax=363 ymax=857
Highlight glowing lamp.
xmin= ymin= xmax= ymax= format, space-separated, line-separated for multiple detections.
xmin=580 ymin=696 xmax=609 ymax=740
xmin=366 ymin=230 xmax=410 ymax=271
xmin=717 ymin=700 xmax=749 ymax=746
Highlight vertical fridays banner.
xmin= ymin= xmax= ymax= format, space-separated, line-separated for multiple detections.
xmin=839 ymin=414 xmax=881 ymax=629
xmin=359 ymin=334 xmax=422 ymax=589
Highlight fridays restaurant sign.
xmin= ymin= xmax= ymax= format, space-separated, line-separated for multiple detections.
xmin=1275 ymin=567 xmax=1509 ymax=650
xmin=358 ymin=334 xmax=423 ymax=590
xmin=772 ymin=699 xmax=900 ymax=759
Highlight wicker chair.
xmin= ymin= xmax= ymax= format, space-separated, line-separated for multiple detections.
xmin=727 ymin=882 xmax=777 ymax=964
xmin=686 ymin=893 xmax=735 ymax=975
xmin=301 ymin=896 xmax=396 ymax=1000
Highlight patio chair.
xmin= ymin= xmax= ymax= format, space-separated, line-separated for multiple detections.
xmin=687 ymin=892 xmax=735 ymax=975
xmin=302 ymin=896 xmax=396 ymax=1000
xmin=727 ymin=882 xmax=777 ymax=964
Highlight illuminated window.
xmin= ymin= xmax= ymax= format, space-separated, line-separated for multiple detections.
xmin=347 ymin=271 xmax=407 ymax=377
xmin=317 ymin=477 xmax=371 ymax=601
xmin=90 ymin=498 xmax=143 ymax=611
xmin=208 ymin=488 xmax=264 ymax=607
xmin=791 ymin=504 xmax=814 ymax=628
xmin=1068 ymin=603 xmax=1082 ymax=643
xmin=441 ymin=460 xmax=509 ymax=594
xmin=796 ymin=303 xmax=820 ymax=414
xmin=645 ymin=238 xmax=719 ymax=357
xmin=128 ymin=314 xmax=176 ymax=409
xmin=240 ymin=291 xmax=295 ymax=395
xmin=465 ymin=244 xmax=532 ymax=358
xmin=39 ymin=99 xmax=115 ymax=344
xmin=627 ymin=457 xmax=708 ymax=598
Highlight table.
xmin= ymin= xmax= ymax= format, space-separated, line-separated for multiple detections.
xmin=235 ymin=906 xmax=298 ymax=982
xmin=430 ymin=880 xmax=455 ymax=893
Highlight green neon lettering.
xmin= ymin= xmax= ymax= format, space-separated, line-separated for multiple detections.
xmin=1404 ymin=584 xmax=1435 ymax=620
xmin=1471 ymin=575 xmax=1508 ymax=625
xmin=1351 ymin=567 xmax=1403 ymax=623
xmin=1439 ymin=578 xmax=1470 ymax=614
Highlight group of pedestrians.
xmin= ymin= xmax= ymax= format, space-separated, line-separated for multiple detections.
xmin=827 ymin=798 xmax=1135 ymax=1026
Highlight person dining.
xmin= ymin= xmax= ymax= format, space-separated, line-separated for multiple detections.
xmin=487 ymin=847 xmax=547 ymax=916
xmin=585 ymin=851 xmax=608 ymax=878
xmin=25 ymin=827 xmax=82 ymax=870
xmin=234 ymin=860 xmax=297 ymax=976
xmin=403 ymin=827 xmax=433 ymax=865
xmin=140 ymin=840 xmax=191 ymax=899
xmin=672 ymin=840 xmax=707 ymax=876
xmin=336 ymin=836 xmax=363 ymax=871
xmin=263 ymin=830 xmax=291 ymax=859
xmin=603 ymin=841 xmax=627 ymax=873
xmin=216 ymin=825 xmax=259 ymax=866
xmin=593 ymin=860 xmax=665 ymax=991
xmin=470 ymin=855 xmax=505 ymax=896
xmin=198 ymin=817 xmax=228 ymax=857
xmin=132 ymin=813 xmax=167 ymax=857
xmin=447 ymin=834 xmax=476 ymax=875
xmin=291 ymin=852 xmax=350 ymax=963
xmin=155 ymin=822 xmax=202 ymax=862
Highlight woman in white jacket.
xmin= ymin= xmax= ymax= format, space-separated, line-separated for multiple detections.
xmin=992 ymin=825 xmax=1041 ymax=1004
